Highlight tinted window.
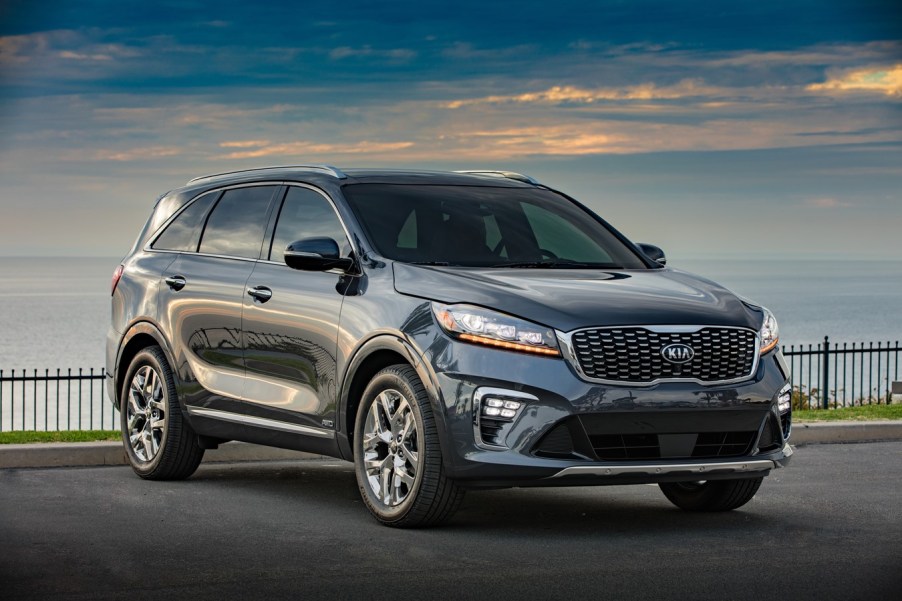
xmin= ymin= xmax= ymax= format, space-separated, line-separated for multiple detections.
xmin=151 ymin=192 xmax=218 ymax=252
xmin=269 ymin=187 xmax=350 ymax=262
xmin=342 ymin=184 xmax=647 ymax=269
xmin=198 ymin=186 xmax=276 ymax=259
xmin=522 ymin=203 xmax=614 ymax=264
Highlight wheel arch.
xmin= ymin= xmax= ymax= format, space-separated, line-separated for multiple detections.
xmin=336 ymin=334 xmax=446 ymax=461
xmin=115 ymin=321 xmax=178 ymax=409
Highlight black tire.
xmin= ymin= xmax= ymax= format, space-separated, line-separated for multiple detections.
xmin=659 ymin=477 xmax=764 ymax=512
xmin=353 ymin=364 xmax=465 ymax=528
xmin=120 ymin=346 xmax=204 ymax=480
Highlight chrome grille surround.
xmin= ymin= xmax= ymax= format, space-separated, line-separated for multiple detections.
xmin=557 ymin=325 xmax=760 ymax=386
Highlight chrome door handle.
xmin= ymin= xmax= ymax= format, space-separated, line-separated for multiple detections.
xmin=164 ymin=276 xmax=186 ymax=291
xmin=247 ymin=286 xmax=273 ymax=303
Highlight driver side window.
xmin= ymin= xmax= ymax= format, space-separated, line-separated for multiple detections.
xmin=269 ymin=186 xmax=350 ymax=263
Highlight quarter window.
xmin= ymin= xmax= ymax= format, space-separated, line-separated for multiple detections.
xmin=151 ymin=192 xmax=218 ymax=252
xmin=198 ymin=186 xmax=277 ymax=259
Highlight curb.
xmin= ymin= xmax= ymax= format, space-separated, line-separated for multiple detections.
xmin=0 ymin=441 xmax=325 ymax=469
xmin=788 ymin=420 xmax=902 ymax=445
xmin=1 ymin=421 xmax=901 ymax=469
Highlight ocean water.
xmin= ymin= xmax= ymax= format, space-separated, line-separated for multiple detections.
xmin=0 ymin=256 xmax=900 ymax=371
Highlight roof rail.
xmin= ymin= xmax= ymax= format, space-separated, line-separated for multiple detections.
xmin=186 ymin=164 xmax=347 ymax=185
xmin=454 ymin=170 xmax=539 ymax=185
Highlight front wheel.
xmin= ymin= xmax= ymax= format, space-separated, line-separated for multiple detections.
xmin=659 ymin=477 xmax=763 ymax=512
xmin=120 ymin=346 xmax=204 ymax=480
xmin=353 ymin=365 xmax=464 ymax=527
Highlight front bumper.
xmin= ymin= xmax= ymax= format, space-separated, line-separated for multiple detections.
xmin=423 ymin=335 xmax=793 ymax=487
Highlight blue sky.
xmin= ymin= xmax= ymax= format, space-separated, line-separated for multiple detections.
xmin=1 ymin=0 xmax=899 ymax=259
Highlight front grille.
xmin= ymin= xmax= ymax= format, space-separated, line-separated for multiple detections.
xmin=589 ymin=431 xmax=756 ymax=460
xmin=568 ymin=326 xmax=757 ymax=384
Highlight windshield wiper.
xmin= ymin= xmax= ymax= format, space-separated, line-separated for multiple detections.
xmin=407 ymin=261 xmax=452 ymax=266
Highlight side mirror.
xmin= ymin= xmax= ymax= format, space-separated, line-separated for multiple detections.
xmin=637 ymin=243 xmax=666 ymax=266
xmin=284 ymin=237 xmax=355 ymax=272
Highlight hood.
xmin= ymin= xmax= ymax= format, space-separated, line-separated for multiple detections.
xmin=392 ymin=263 xmax=763 ymax=333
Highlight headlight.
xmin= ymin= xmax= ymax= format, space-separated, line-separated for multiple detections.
xmin=759 ymin=306 xmax=779 ymax=354
xmin=431 ymin=302 xmax=560 ymax=356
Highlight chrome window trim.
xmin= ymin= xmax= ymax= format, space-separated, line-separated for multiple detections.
xmin=265 ymin=182 xmax=360 ymax=266
xmin=556 ymin=324 xmax=762 ymax=387
xmin=185 ymin=406 xmax=335 ymax=439
xmin=144 ymin=180 xmax=360 ymax=268
xmin=144 ymin=181 xmax=285 ymax=253
xmin=472 ymin=387 xmax=538 ymax=450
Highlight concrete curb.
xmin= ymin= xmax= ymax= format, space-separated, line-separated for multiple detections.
xmin=0 ymin=441 xmax=324 ymax=469
xmin=1 ymin=421 xmax=901 ymax=469
xmin=788 ymin=420 xmax=902 ymax=445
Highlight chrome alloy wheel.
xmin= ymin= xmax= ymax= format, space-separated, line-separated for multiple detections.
xmin=126 ymin=365 xmax=166 ymax=462
xmin=362 ymin=388 xmax=420 ymax=507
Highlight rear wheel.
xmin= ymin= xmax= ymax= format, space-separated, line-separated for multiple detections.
xmin=659 ymin=477 xmax=763 ymax=512
xmin=120 ymin=346 xmax=204 ymax=480
xmin=353 ymin=364 xmax=464 ymax=527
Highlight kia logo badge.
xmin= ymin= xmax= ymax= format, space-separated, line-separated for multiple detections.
xmin=661 ymin=343 xmax=694 ymax=364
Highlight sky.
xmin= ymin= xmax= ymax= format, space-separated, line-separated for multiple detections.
xmin=1 ymin=0 xmax=900 ymax=260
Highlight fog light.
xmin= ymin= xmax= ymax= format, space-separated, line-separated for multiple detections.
xmin=778 ymin=383 xmax=791 ymax=414
xmin=473 ymin=387 xmax=539 ymax=450
xmin=481 ymin=398 xmax=522 ymax=419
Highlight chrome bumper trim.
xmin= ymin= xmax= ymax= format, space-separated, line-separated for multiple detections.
xmin=550 ymin=458 xmax=779 ymax=479
xmin=185 ymin=406 xmax=334 ymax=439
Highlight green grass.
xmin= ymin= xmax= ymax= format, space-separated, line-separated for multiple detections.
xmin=795 ymin=404 xmax=902 ymax=422
xmin=0 ymin=430 xmax=120 ymax=444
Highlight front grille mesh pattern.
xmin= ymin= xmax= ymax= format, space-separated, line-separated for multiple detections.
xmin=589 ymin=431 xmax=756 ymax=460
xmin=569 ymin=327 xmax=757 ymax=383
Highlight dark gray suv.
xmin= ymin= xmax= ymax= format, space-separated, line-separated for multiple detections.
xmin=107 ymin=165 xmax=792 ymax=527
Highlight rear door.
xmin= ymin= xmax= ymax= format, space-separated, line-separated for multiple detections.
xmin=158 ymin=184 xmax=280 ymax=408
xmin=240 ymin=184 xmax=355 ymax=433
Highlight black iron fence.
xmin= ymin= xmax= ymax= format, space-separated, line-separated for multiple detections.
xmin=784 ymin=338 xmax=901 ymax=409
xmin=0 ymin=368 xmax=113 ymax=432
xmin=0 ymin=338 xmax=900 ymax=432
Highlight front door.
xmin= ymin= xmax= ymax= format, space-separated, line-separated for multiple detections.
xmin=240 ymin=184 xmax=355 ymax=432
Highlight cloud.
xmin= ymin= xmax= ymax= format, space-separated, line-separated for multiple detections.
xmin=59 ymin=50 xmax=113 ymax=61
xmin=219 ymin=140 xmax=271 ymax=148
xmin=807 ymin=64 xmax=902 ymax=97
xmin=328 ymin=46 xmax=417 ymax=62
xmin=442 ymin=80 xmax=726 ymax=108
xmin=91 ymin=146 xmax=183 ymax=162
xmin=217 ymin=140 xmax=414 ymax=159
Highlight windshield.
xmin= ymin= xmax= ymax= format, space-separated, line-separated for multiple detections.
xmin=342 ymin=184 xmax=649 ymax=269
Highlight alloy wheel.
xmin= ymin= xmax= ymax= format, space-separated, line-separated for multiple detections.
xmin=361 ymin=388 xmax=420 ymax=507
xmin=126 ymin=365 xmax=167 ymax=462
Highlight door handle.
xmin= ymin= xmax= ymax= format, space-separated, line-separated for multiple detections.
xmin=247 ymin=286 xmax=273 ymax=303
xmin=164 ymin=276 xmax=186 ymax=291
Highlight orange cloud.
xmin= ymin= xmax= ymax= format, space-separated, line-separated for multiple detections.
xmin=219 ymin=140 xmax=414 ymax=159
xmin=807 ymin=65 xmax=902 ymax=97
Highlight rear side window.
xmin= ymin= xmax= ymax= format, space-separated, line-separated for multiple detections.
xmin=269 ymin=186 xmax=350 ymax=262
xmin=151 ymin=192 xmax=218 ymax=252
xmin=199 ymin=186 xmax=277 ymax=259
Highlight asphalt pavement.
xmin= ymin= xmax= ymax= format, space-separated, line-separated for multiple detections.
xmin=1 ymin=442 xmax=900 ymax=600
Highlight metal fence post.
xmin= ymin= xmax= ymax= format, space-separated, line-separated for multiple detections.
xmin=822 ymin=336 xmax=830 ymax=409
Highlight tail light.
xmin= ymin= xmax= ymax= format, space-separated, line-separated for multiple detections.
xmin=111 ymin=264 xmax=124 ymax=296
